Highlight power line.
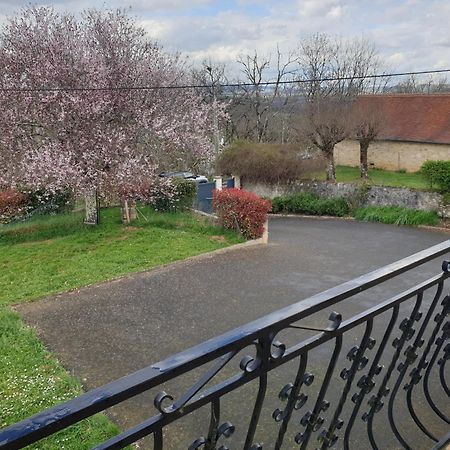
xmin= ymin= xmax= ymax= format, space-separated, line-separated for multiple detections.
xmin=0 ymin=68 xmax=449 ymax=93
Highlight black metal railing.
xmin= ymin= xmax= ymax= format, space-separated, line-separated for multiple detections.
xmin=1 ymin=241 xmax=450 ymax=449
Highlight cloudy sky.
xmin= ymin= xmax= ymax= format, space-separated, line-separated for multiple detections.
xmin=1 ymin=0 xmax=449 ymax=78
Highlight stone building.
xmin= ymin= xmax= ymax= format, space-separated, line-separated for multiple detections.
xmin=335 ymin=94 xmax=450 ymax=172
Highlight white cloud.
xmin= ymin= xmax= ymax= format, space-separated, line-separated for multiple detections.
xmin=0 ymin=0 xmax=449 ymax=77
xmin=298 ymin=0 xmax=344 ymax=18
xmin=327 ymin=5 xmax=344 ymax=18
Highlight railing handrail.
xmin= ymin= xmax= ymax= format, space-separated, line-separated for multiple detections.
xmin=1 ymin=239 xmax=450 ymax=448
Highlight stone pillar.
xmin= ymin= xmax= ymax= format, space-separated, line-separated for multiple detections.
xmin=84 ymin=190 xmax=99 ymax=225
xmin=233 ymin=175 xmax=241 ymax=189
xmin=261 ymin=218 xmax=269 ymax=244
xmin=214 ymin=176 xmax=223 ymax=191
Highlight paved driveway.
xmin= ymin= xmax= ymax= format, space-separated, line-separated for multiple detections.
xmin=18 ymin=217 xmax=450 ymax=449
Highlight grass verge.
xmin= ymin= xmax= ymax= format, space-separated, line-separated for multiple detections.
xmin=353 ymin=206 xmax=440 ymax=226
xmin=0 ymin=206 xmax=242 ymax=306
xmin=0 ymin=207 xmax=242 ymax=448
xmin=310 ymin=165 xmax=430 ymax=190
xmin=0 ymin=308 xmax=120 ymax=449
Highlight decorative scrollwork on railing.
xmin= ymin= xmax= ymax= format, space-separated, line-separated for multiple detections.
xmin=188 ymin=421 xmax=235 ymax=450
xmin=273 ymin=373 xmax=312 ymax=423
xmin=154 ymin=351 xmax=237 ymax=415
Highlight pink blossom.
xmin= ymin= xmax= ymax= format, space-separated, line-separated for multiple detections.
xmin=0 ymin=7 xmax=225 ymax=200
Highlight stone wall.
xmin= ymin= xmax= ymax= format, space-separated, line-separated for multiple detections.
xmin=334 ymin=140 xmax=450 ymax=172
xmin=244 ymin=181 xmax=448 ymax=217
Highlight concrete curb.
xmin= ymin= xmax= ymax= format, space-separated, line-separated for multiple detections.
xmin=270 ymin=213 xmax=355 ymax=221
xmin=190 ymin=208 xmax=218 ymax=220
xmin=12 ymin=236 xmax=266 ymax=307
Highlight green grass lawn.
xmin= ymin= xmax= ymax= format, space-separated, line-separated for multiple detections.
xmin=0 ymin=207 xmax=242 ymax=448
xmin=312 ymin=165 xmax=430 ymax=190
xmin=353 ymin=206 xmax=439 ymax=226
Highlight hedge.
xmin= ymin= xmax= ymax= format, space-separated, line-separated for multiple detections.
xmin=0 ymin=188 xmax=73 ymax=224
xmin=217 ymin=140 xmax=325 ymax=184
xmin=213 ymin=188 xmax=271 ymax=239
xmin=421 ymin=160 xmax=450 ymax=193
xmin=272 ymin=192 xmax=350 ymax=217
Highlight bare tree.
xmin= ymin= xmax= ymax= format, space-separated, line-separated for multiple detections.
xmin=351 ymin=99 xmax=384 ymax=179
xmin=191 ymin=58 xmax=227 ymax=101
xmin=296 ymin=34 xmax=384 ymax=181
xmin=390 ymin=74 xmax=450 ymax=93
xmin=231 ymin=46 xmax=299 ymax=142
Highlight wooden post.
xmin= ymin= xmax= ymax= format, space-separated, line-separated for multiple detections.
xmin=123 ymin=200 xmax=131 ymax=224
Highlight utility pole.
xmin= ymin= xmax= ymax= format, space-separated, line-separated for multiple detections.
xmin=206 ymin=66 xmax=220 ymax=156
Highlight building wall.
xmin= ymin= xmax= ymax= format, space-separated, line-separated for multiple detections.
xmin=334 ymin=140 xmax=450 ymax=172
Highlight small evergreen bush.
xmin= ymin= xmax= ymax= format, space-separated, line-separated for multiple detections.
xmin=26 ymin=189 xmax=74 ymax=216
xmin=421 ymin=160 xmax=450 ymax=193
xmin=271 ymin=192 xmax=350 ymax=217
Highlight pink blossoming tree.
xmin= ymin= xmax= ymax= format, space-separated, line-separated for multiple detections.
xmin=0 ymin=7 xmax=224 ymax=223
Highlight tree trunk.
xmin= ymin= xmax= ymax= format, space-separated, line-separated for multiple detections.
xmin=360 ymin=141 xmax=369 ymax=179
xmin=324 ymin=147 xmax=336 ymax=182
xmin=84 ymin=190 xmax=99 ymax=225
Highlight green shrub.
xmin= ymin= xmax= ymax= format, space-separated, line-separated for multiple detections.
xmin=26 ymin=189 xmax=74 ymax=216
xmin=171 ymin=178 xmax=197 ymax=210
xmin=152 ymin=178 xmax=196 ymax=212
xmin=353 ymin=206 xmax=439 ymax=226
xmin=442 ymin=192 xmax=450 ymax=205
xmin=421 ymin=160 xmax=450 ymax=192
xmin=217 ymin=140 xmax=325 ymax=184
xmin=271 ymin=192 xmax=350 ymax=217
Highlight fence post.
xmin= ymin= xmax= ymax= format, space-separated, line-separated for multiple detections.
xmin=233 ymin=175 xmax=241 ymax=189
xmin=214 ymin=176 xmax=222 ymax=191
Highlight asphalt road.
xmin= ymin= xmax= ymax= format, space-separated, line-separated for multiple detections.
xmin=18 ymin=217 xmax=450 ymax=449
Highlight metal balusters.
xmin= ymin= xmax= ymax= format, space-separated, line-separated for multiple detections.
xmin=243 ymin=336 xmax=269 ymax=450
xmin=319 ymin=320 xmax=374 ymax=449
xmin=405 ymin=289 xmax=447 ymax=442
xmin=297 ymin=336 xmax=343 ymax=449
xmin=365 ymin=294 xmax=423 ymax=449
xmin=343 ymin=305 xmax=399 ymax=450
xmin=423 ymin=319 xmax=450 ymax=424
xmin=273 ymin=354 xmax=309 ymax=450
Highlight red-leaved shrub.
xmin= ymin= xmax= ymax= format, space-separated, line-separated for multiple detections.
xmin=0 ymin=188 xmax=29 ymax=223
xmin=213 ymin=188 xmax=272 ymax=239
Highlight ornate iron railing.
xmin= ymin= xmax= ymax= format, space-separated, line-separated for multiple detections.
xmin=1 ymin=241 xmax=450 ymax=449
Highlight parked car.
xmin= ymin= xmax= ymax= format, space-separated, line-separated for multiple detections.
xmin=159 ymin=171 xmax=208 ymax=184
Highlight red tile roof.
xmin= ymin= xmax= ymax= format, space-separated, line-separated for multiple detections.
xmin=355 ymin=94 xmax=450 ymax=144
